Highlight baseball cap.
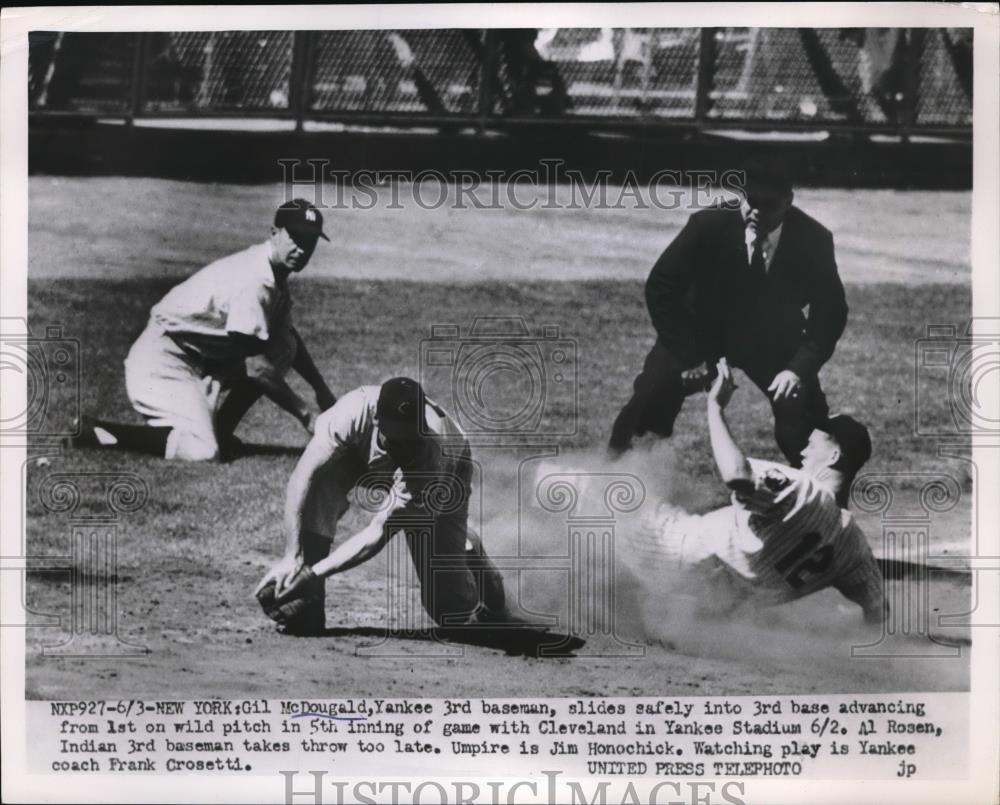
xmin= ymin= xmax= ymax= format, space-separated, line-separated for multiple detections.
xmin=817 ymin=414 xmax=872 ymax=473
xmin=274 ymin=199 xmax=329 ymax=242
xmin=377 ymin=377 xmax=428 ymax=439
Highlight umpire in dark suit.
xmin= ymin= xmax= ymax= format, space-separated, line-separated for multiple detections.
xmin=609 ymin=159 xmax=848 ymax=466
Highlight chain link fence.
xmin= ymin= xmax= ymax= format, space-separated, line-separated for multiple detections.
xmin=144 ymin=32 xmax=294 ymax=112
xmin=29 ymin=32 xmax=135 ymax=112
xmin=539 ymin=28 xmax=699 ymax=118
xmin=916 ymin=28 xmax=972 ymax=125
xmin=308 ymin=30 xmax=481 ymax=114
xmin=28 ymin=28 xmax=972 ymax=133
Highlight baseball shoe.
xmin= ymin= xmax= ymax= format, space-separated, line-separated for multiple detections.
xmin=218 ymin=434 xmax=247 ymax=462
xmin=62 ymin=415 xmax=102 ymax=449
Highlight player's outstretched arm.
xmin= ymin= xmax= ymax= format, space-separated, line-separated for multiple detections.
xmin=250 ymin=368 xmax=315 ymax=433
xmin=707 ymin=358 xmax=753 ymax=487
xmin=311 ymin=480 xmax=412 ymax=579
xmin=283 ymin=434 xmax=339 ymax=553
xmin=254 ymin=430 xmax=341 ymax=596
xmin=291 ymin=328 xmax=337 ymax=411
xmin=310 ymin=519 xmax=392 ymax=579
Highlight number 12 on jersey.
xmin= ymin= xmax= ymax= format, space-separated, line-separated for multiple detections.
xmin=774 ymin=531 xmax=834 ymax=588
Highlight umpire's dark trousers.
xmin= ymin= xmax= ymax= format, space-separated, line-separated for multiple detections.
xmin=608 ymin=339 xmax=829 ymax=466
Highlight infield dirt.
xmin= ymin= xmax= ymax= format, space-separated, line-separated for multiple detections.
xmin=22 ymin=178 xmax=973 ymax=698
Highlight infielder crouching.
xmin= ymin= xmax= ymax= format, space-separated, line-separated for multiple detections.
xmin=255 ymin=377 xmax=512 ymax=635
xmin=623 ymin=358 xmax=887 ymax=624
xmin=68 ymin=199 xmax=337 ymax=461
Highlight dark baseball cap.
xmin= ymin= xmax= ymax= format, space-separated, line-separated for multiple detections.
xmin=377 ymin=377 xmax=428 ymax=439
xmin=274 ymin=199 xmax=329 ymax=242
xmin=817 ymin=414 xmax=872 ymax=473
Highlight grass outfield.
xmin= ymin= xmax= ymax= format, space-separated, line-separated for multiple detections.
xmin=28 ymin=177 xmax=971 ymax=284
xmin=27 ymin=277 xmax=971 ymax=562
xmin=20 ymin=179 xmax=974 ymax=697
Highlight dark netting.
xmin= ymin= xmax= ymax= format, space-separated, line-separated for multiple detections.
xmin=309 ymin=30 xmax=481 ymax=114
xmin=533 ymin=28 xmax=699 ymax=118
xmin=712 ymin=29 xmax=841 ymax=123
xmin=807 ymin=29 xmax=901 ymax=124
xmin=915 ymin=28 xmax=972 ymax=126
xmin=26 ymin=28 xmax=973 ymax=131
xmin=709 ymin=28 xmax=918 ymax=125
xmin=144 ymin=32 xmax=294 ymax=112
xmin=28 ymin=32 xmax=134 ymax=112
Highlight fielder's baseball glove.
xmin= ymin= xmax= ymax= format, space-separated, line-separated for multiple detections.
xmin=256 ymin=565 xmax=324 ymax=633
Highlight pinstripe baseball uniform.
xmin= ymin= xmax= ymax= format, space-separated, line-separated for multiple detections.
xmin=629 ymin=458 xmax=883 ymax=612
xmin=716 ymin=458 xmax=883 ymax=607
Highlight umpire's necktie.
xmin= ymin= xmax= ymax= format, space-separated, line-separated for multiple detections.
xmin=749 ymin=230 xmax=768 ymax=280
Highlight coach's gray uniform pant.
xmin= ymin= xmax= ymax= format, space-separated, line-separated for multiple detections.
xmin=301 ymin=454 xmax=505 ymax=627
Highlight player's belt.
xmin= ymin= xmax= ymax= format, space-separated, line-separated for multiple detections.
xmin=163 ymin=331 xmax=232 ymax=375
xmin=163 ymin=331 xmax=206 ymax=365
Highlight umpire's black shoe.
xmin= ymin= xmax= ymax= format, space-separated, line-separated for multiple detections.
xmin=606 ymin=443 xmax=630 ymax=462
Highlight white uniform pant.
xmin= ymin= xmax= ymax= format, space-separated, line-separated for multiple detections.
xmin=622 ymin=501 xmax=780 ymax=613
xmin=124 ymin=321 xmax=295 ymax=461
xmin=622 ymin=501 xmax=722 ymax=575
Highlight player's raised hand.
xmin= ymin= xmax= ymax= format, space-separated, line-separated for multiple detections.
xmin=387 ymin=476 xmax=413 ymax=510
xmin=767 ymin=369 xmax=802 ymax=401
xmin=708 ymin=358 xmax=737 ymax=409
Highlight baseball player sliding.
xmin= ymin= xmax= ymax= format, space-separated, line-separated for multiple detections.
xmin=623 ymin=358 xmax=887 ymax=624
xmin=66 ymin=199 xmax=337 ymax=461
xmin=255 ymin=377 xmax=513 ymax=635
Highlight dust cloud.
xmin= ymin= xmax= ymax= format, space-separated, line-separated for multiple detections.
xmin=474 ymin=443 xmax=968 ymax=690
